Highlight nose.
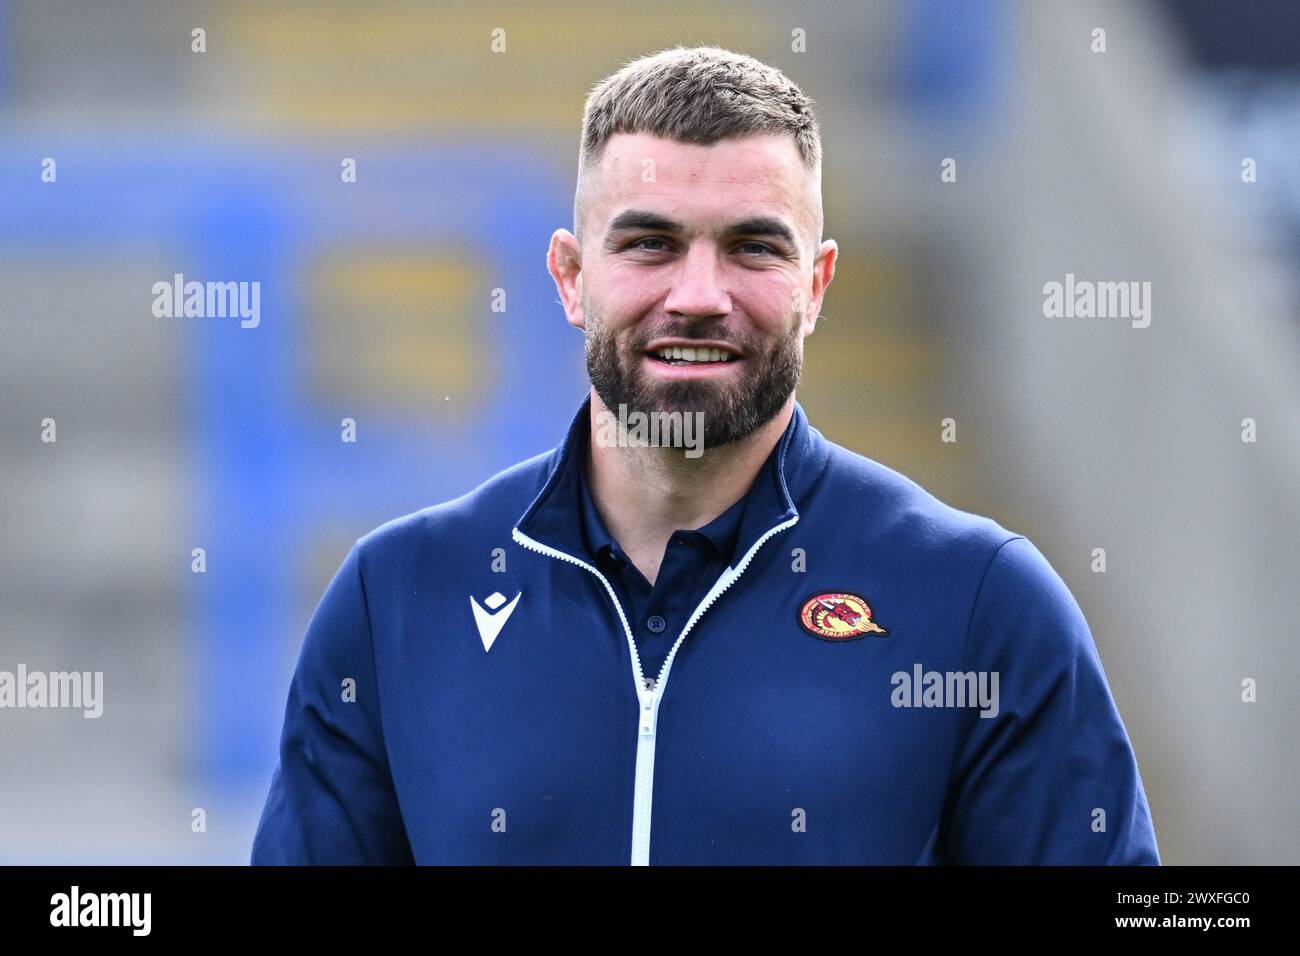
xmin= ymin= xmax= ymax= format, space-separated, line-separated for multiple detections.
xmin=663 ymin=243 xmax=732 ymax=319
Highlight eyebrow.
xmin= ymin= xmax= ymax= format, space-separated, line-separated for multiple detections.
xmin=605 ymin=209 xmax=798 ymax=246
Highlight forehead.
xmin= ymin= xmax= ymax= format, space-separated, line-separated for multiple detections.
xmin=590 ymin=131 xmax=813 ymax=235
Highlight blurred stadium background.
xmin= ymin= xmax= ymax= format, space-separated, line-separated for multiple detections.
xmin=1 ymin=0 xmax=1297 ymax=863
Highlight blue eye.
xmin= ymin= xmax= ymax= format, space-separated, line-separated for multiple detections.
xmin=625 ymin=238 xmax=776 ymax=257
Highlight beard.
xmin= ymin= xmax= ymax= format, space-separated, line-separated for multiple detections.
xmin=583 ymin=301 xmax=804 ymax=450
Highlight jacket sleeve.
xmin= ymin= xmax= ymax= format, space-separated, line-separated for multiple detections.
xmin=937 ymin=536 xmax=1160 ymax=864
xmin=251 ymin=540 xmax=415 ymax=864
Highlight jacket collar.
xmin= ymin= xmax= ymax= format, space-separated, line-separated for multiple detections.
xmin=513 ymin=390 xmax=830 ymax=567
xmin=576 ymin=438 xmax=748 ymax=564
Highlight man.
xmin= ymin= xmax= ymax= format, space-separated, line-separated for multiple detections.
xmin=252 ymin=46 xmax=1160 ymax=865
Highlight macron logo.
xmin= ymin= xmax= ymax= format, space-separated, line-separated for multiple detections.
xmin=470 ymin=591 xmax=521 ymax=653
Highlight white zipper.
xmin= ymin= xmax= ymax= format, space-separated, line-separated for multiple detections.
xmin=513 ymin=514 xmax=798 ymax=865
xmin=510 ymin=526 xmax=648 ymax=690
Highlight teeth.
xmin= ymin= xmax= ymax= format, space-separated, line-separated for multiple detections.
xmin=654 ymin=347 xmax=734 ymax=363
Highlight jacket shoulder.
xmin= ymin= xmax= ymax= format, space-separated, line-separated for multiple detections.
xmin=816 ymin=438 xmax=1020 ymax=558
xmin=352 ymin=447 xmax=556 ymax=562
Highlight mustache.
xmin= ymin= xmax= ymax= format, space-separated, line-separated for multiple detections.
xmin=628 ymin=324 xmax=752 ymax=350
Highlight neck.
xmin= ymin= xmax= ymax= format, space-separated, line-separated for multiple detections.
xmin=585 ymin=389 xmax=794 ymax=584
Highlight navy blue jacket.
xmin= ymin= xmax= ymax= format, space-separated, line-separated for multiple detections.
xmin=251 ymin=394 xmax=1161 ymax=865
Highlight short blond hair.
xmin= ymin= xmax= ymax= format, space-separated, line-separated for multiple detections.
xmin=574 ymin=45 xmax=822 ymax=243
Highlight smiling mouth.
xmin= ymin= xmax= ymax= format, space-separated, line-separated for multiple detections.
xmin=647 ymin=346 xmax=738 ymax=367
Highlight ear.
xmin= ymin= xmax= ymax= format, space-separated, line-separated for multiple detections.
xmin=547 ymin=229 xmax=586 ymax=330
xmin=802 ymin=238 xmax=838 ymax=336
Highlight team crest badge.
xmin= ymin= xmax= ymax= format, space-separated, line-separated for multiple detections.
xmin=799 ymin=591 xmax=887 ymax=641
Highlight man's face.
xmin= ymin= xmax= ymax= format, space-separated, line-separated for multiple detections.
xmin=549 ymin=131 xmax=837 ymax=450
